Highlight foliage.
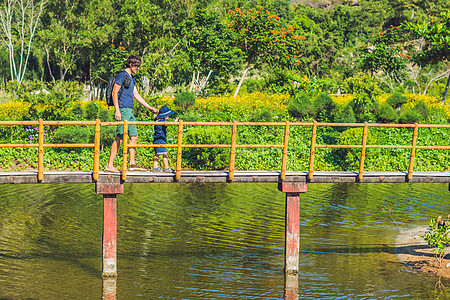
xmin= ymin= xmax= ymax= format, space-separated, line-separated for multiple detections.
xmin=182 ymin=126 xmax=231 ymax=170
xmin=54 ymin=126 xmax=91 ymax=145
xmin=387 ymin=90 xmax=408 ymax=109
xmin=173 ymin=91 xmax=196 ymax=112
xmin=314 ymin=93 xmax=337 ymax=122
xmin=288 ymin=93 xmax=315 ymax=119
xmin=377 ymin=104 xmax=398 ymax=123
xmin=420 ymin=218 xmax=450 ymax=264
xmin=403 ymin=11 xmax=450 ymax=66
xmin=359 ymin=26 xmax=409 ymax=83
xmin=399 ymin=109 xmax=422 ymax=124
xmin=226 ymin=7 xmax=308 ymax=70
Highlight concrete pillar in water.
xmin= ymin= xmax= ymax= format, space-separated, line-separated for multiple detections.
xmin=278 ymin=182 xmax=307 ymax=274
xmin=96 ymin=183 xmax=124 ymax=278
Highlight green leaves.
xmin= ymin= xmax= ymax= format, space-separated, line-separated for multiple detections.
xmin=420 ymin=218 xmax=450 ymax=261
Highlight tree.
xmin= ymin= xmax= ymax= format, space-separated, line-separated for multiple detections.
xmin=227 ymin=7 xmax=307 ymax=97
xmin=178 ymin=9 xmax=242 ymax=95
xmin=0 ymin=0 xmax=45 ymax=83
xmin=359 ymin=26 xmax=409 ymax=92
xmin=403 ymin=11 xmax=450 ymax=103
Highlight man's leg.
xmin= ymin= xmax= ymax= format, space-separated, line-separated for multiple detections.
xmin=105 ymin=136 xmax=122 ymax=171
xmin=129 ymin=135 xmax=138 ymax=166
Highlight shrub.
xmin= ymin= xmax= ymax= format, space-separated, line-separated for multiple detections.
xmin=315 ymin=93 xmax=337 ymax=121
xmin=54 ymin=126 xmax=91 ymax=144
xmin=182 ymin=126 xmax=231 ymax=170
xmin=288 ymin=93 xmax=315 ymax=119
xmin=178 ymin=112 xmax=200 ymax=122
xmin=250 ymin=109 xmax=273 ymax=122
xmin=399 ymin=109 xmax=422 ymax=124
xmin=414 ymin=101 xmax=430 ymax=119
xmin=387 ymin=91 xmax=407 ymax=109
xmin=377 ymin=104 xmax=398 ymax=123
xmin=334 ymin=104 xmax=356 ymax=124
xmin=174 ymin=91 xmax=195 ymax=112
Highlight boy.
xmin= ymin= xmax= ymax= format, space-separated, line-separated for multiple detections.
xmin=152 ymin=106 xmax=179 ymax=172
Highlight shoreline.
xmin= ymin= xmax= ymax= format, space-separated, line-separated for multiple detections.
xmin=395 ymin=225 xmax=450 ymax=278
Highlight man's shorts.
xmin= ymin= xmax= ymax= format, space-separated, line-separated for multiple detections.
xmin=116 ymin=107 xmax=138 ymax=137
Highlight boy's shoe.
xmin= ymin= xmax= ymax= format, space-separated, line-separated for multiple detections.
xmin=164 ymin=168 xmax=174 ymax=173
xmin=129 ymin=164 xmax=147 ymax=171
xmin=152 ymin=167 xmax=162 ymax=172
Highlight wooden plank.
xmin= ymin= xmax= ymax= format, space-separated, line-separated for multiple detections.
xmin=0 ymin=170 xmax=450 ymax=184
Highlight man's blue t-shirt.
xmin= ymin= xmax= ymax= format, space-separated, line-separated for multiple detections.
xmin=114 ymin=71 xmax=135 ymax=108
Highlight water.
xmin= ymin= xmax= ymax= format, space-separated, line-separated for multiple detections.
xmin=1 ymin=182 xmax=450 ymax=299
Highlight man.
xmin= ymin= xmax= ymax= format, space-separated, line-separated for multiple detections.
xmin=105 ymin=55 xmax=158 ymax=172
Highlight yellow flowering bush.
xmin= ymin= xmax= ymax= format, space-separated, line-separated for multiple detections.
xmin=331 ymin=94 xmax=353 ymax=106
xmin=195 ymin=92 xmax=289 ymax=117
xmin=0 ymin=101 xmax=31 ymax=120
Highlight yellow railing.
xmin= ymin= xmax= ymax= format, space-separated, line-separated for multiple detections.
xmin=1 ymin=119 xmax=450 ymax=182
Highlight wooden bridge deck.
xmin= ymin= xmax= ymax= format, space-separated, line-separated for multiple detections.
xmin=1 ymin=170 xmax=450 ymax=184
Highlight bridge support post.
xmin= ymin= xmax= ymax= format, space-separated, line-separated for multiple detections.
xmin=96 ymin=183 xmax=124 ymax=278
xmin=278 ymin=182 xmax=307 ymax=274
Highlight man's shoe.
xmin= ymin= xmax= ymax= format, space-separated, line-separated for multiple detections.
xmin=152 ymin=167 xmax=162 ymax=172
xmin=129 ymin=164 xmax=147 ymax=171
xmin=164 ymin=168 xmax=174 ymax=173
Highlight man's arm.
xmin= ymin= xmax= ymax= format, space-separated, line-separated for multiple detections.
xmin=134 ymin=87 xmax=158 ymax=113
xmin=112 ymin=83 xmax=121 ymax=121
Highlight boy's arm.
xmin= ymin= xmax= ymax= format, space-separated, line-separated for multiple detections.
xmin=133 ymin=87 xmax=158 ymax=113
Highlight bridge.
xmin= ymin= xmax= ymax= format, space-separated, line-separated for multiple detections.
xmin=1 ymin=119 xmax=450 ymax=294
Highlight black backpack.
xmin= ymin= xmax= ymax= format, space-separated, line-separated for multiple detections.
xmin=105 ymin=71 xmax=134 ymax=106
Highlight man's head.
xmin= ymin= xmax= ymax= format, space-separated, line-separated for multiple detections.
xmin=125 ymin=55 xmax=141 ymax=74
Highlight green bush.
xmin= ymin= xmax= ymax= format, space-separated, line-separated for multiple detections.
xmin=288 ymin=93 xmax=315 ymax=119
xmin=182 ymin=126 xmax=231 ymax=170
xmin=174 ymin=91 xmax=195 ymax=111
xmin=250 ymin=109 xmax=273 ymax=122
xmin=335 ymin=104 xmax=356 ymax=124
xmin=178 ymin=112 xmax=200 ymax=122
xmin=54 ymin=126 xmax=91 ymax=144
xmin=315 ymin=93 xmax=337 ymax=121
xmin=387 ymin=91 xmax=407 ymax=109
xmin=414 ymin=101 xmax=430 ymax=119
xmin=377 ymin=104 xmax=398 ymax=123
xmin=399 ymin=109 xmax=422 ymax=124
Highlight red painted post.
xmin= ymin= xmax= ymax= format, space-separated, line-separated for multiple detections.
xmin=96 ymin=183 xmax=124 ymax=278
xmin=278 ymin=182 xmax=307 ymax=274
xmin=103 ymin=194 xmax=117 ymax=277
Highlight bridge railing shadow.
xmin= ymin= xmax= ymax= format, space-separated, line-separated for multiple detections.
xmin=1 ymin=120 xmax=450 ymax=182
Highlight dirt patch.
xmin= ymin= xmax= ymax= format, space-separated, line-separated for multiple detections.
xmin=396 ymin=226 xmax=450 ymax=278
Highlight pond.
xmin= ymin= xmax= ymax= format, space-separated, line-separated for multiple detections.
xmin=0 ymin=182 xmax=449 ymax=299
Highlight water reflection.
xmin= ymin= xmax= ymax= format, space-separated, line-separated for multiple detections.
xmin=102 ymin=277 xmax=117 ymax=300
xmin=284 ymin=273 xmax=298 ymax=300
xmin=1 ymin=183 xmax=450 ymax=298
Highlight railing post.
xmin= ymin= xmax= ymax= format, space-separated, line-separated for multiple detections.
xmin=407 ymin=123 xmax=419 ymax=181
xmin=176 ymin=120 xmax=183 ymax=181
xmin=122 ymin=120 xmax=128 ymax=181
xmin=93 ymin=119 xmax=101 ymax=181
xmin=38 ymin=119 xmax=44 ymax=181
xmin=229 ymin=121 xmax=237 ymax=181
xmin=358 ymin=122 xmax=369 ymax=181
xmin=308 ymin=121 xmax=317 ymax=181
xmin=281 ymin=121 xmax=290 ymax=180
xmin=96 ymin=182 xmax=124 ymax=278
xmin=278 ymin=181 xmax=307 ymax=274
